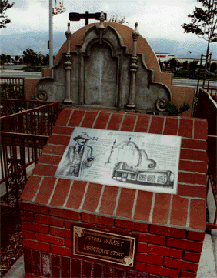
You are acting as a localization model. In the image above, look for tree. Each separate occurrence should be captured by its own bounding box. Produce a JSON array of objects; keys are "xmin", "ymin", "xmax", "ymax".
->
[
  {"xmin": 182, "ymin": 0, "xmax": 217, "ymax": 87},
  {"xmin": 0, "ymin": 53, "xmax": 8, "ymax": 65},
  {"xmin": 42, "ymin": 54, "xmax": 49, "ymax": 66},
  {"xmin": 23, "ymin": 48, "xmax": 39, "ymax": 66},
  {"xmin": 210, "ymin": 62, "xmax": 216, "ymax": 72},
  {"xmin": 108, "ymin": 15, "xmax": 126, "ymax": 24},
  {"xmin": 168, "ymin": 58, "xmax": 178, "ymax": 69},
  {"xmin": 183, "ymin": 61, "xmax": 188, "ymax": 69},
  {"xmin": 36, "ymin": 52, "xmax": 43, "ymax": 66},
  {"xmin": 189, "ymin": 61, "xmax": 198, "ymax": 78},
  {"xmin": 0, "ymin": 0, "xmax": 15, "ymax": 28}
]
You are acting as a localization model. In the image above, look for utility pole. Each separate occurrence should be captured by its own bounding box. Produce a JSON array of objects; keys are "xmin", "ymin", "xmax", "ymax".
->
[{"xmin": 49, "ymin": 0, "xmax": 53, "ymax": 68}]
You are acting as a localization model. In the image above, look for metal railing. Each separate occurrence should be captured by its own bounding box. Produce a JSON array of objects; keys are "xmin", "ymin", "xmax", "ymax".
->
[
  {"xmin": 1, "ymin": 99, "xmax": 58, "ymax": 116},
  {"xmin": 196, "ymin": 88, "xmax": 217, "ymax": 136},
  {"xmin": 204, "ymin": 87, "xmax": 217, "ymax": 102},
  {"xmin": 196, "ymin": 88, "xmax": 217, "ymax": 229},
  {"xmin": 1, "ymin": 132, "xmax": 48, "ymax": 208},
  {"xmin": 0, "ymin": 100, "xmax": 60, "ymax": 208},
  {"xmin": 206, "ymin": 135, "xmax": 217, "ymax": 229},
  {"xmin": 0, "ymin": 78, "xmax": 25, "ymax": 103},
  {"xmin": 1, "ymin": 100, "xmax": 59, "ymax": 134}
]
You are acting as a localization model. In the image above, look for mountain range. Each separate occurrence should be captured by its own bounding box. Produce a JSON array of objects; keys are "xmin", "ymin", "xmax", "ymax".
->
[{"xmin": 1, "ymin": 31, "xmax": 216, "ymax": 60}]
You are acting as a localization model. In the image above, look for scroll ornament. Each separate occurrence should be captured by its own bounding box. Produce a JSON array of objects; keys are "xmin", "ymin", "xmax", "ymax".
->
[
  {"xmin": 155, "ymin": 98, "xmax": 167, "ymax": 112},
  {"xmin": 37, "ymin": 91, "xmax": 48, "ymax": 101}
]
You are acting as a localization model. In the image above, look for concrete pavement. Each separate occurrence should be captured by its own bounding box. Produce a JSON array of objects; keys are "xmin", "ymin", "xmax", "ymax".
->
[
  {"xmin": 0, "ymin": 69, "xmax": 42, "ymax": 79},
  {"xmin": 3, "ymin": 256, "xmax": 25, "ymax": 278},
  {"xmin": 207, "ymin": 181, "xmax": 217, "ymax": 277},
  {"xmin": 172, "ymin": 78, "xmax": 216, "ymax": 89}
]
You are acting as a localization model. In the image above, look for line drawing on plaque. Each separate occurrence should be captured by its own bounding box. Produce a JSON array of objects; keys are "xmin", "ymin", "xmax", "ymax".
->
[
  {"xmin": 55, "ymin": 132, "xmax": 95, "ymax": 177},
  {"xmin": 55, "ymin": 127, "xmax": 181, "ymax": 194},
  {"xmin": 106, "ymin": 137, "xmax": 174, "ymax": 188}
]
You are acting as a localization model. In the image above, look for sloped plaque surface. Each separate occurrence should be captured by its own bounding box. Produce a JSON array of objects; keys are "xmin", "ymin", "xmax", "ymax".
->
[
  {"xmin": 55, "ymin": 127, "xmax": 182, "ymax": 194},
  {"xmin": 72, "ymin": 225, "xmax": 136, "ymax": 267}
]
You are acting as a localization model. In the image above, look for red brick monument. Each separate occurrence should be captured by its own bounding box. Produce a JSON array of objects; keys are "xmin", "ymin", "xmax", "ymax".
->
[{"xmin": 20, "ymin": 108, "xmax": 208, "ymax": 278}]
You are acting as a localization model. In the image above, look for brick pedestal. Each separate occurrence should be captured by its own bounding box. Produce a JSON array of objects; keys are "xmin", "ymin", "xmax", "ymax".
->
[{"xmin": 20, "ymin": 108, "xmax": 208, "ymax": 278}]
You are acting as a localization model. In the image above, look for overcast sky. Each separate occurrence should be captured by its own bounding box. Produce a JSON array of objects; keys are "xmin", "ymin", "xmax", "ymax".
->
[{"xmin": 1, "ymin": 0, "xmax": 203, "ymax": 41}]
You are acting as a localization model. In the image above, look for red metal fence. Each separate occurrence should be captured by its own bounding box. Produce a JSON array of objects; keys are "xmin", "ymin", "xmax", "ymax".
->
[
  {"xmin": 207, "ymin": 135, "xmax": 217, "ymax": 227},
  {"xmin": 196, "ymin": 88, "xmax": 217, "ymax": 136},
  {"xmin": 0, "ymin": 100, "xmax": 60, "ymax": 208},
  {"xmin": 0, "ymin": 78, "xmax": 25, "ymax": 103},
  {"xmin": 204, "ymin": 87, "xmax": 217, "ymax": 102},
  {"xmin": 196, "ymin": 88, "xmax": 217, "ymax": 228},
  {"xmin": 1, "ymin": 100, "xmax": 59, "ymax": 134},
  {"xmin": 1, "ymin": 99, "xmax": 57, "ymax": 116}
]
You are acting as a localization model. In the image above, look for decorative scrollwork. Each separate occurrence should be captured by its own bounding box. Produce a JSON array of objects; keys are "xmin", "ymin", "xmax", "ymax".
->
[
  {"xmin": 38, "ymin": 91, "xmax": 48, "ymax": 101},
  {"xmin": 155, "ymin": 98, "xmax": 167, "ymax": 112},
  {"xmin": 74, "ymin": 226, "xmax": 84, "ymax": 237}
]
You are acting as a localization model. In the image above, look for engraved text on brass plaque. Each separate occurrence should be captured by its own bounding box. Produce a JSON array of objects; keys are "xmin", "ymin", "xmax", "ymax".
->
[{"xmin": 72, "ymin": 225, "xmax": 136, "ymax": 267}]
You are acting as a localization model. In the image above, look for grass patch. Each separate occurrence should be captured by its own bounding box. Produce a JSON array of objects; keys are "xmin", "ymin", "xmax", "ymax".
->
[
  {"xmin": 162, "ymin": 68, "xmax": 216, "ymax": 81},
  {"xmin": 23, "ymin": 66, "xmax": 42, "ymax": 72}
]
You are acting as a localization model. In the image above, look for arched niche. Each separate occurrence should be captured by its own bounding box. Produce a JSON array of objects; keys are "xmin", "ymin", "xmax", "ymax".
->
[{"xmin": 83, "ymin": 42, "xmax": 118, "ymax": 107}]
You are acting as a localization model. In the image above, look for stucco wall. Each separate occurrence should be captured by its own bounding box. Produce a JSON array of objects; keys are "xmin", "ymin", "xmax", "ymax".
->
[
  {"xmin": 42, "ymin": 68, "xmax": 52, "ymax": 78},
  {"xmin": 154, "ymin": 71, "xmax": 173, "ymax": 90},
  {"xmin": 171, "ymin": 86, "xmax": 195, "ymax": 117}
]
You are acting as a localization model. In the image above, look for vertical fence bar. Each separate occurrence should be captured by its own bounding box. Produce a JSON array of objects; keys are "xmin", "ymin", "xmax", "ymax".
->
[
  {"xmin": 9, "ymin": 100, "xmax": 12, "ymax": 115},
  {"xmin": 12, "ymin": 137, "xmax": 19, "ymax": 209},
  {"xmin": 2, "ymin": 135, "xmax": 9, "ymax": 205},
  {"xmin": 20, "ymin": 136, "xmax": 27, "ymax": 187},
  {"xmin": 0, "ymin": 144, "xmax": 5, "ymax": 183},
  {"xmin": 48, "ymin": 105, "xmax": 51, "ymax": 134},
  {"xmin": 3, "ymin": 100, "xmax": 7, "ymax": 116},
  {"xmin": 15, "ymin": 79, "xmax": 18, "ymax": 100}
]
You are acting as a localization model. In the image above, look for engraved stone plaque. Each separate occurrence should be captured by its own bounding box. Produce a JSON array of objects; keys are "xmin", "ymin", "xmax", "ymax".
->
[{"xmin": 72, "ymin": 225, "xmax": 136, "ymax": 267}]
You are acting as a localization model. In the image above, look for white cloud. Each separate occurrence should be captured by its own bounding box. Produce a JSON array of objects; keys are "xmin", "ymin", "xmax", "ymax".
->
[
  {"xmin": 2, "ymin": 1, "xmax": 48, "ymax": 33},
  {"xmin": 0, "ymin": 0, "xmax": 205, "ymax": 43},
  {"xmin": 127, "ymin": 0, "xmax": 203, "ymax": 40}
]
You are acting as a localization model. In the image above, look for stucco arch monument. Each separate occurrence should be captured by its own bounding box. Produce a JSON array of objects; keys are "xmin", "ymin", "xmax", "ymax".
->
[{"xmin": 34, "ymin": 12, "xmax": 194, "ymax": 115}]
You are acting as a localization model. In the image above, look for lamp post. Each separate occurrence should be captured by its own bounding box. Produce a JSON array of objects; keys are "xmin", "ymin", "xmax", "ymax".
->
[
  {"xmin": 48, "ymin": 0, "xmax": 53, "ymax": 68},
  {"xmin": 69, "ymin": 11, "xmax": 107, "ymax": 25}
]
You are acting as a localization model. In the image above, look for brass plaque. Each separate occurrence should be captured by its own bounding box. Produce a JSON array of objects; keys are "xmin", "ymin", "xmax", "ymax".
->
[{"xmin": 72, "ymin": 225, "xmax": 136, "ymax": 267}]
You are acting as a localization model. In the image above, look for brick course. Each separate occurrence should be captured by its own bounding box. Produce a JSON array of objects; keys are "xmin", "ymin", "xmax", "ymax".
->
[{"xmin": 20, "ymin": 205, "xmax": 204, "ymax": 278}]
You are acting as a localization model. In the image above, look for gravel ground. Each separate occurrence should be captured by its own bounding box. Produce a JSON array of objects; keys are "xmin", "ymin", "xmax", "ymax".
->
[{"xmin": 1, "ymin": 196, "xmax": 23, "ymax": 277}]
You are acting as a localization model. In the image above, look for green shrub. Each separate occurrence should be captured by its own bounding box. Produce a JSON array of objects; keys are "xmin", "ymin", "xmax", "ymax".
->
[
  {"xmin": 165, "ymin": 102, "xmax": 179, "ymax": 116},
  {"xmin": 179, "ymin": 102, "xmax": 190, "ymax": 114},
  {"xmin": 166, "ymin": 101, "xmax": 190, "ymax": 116}
]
